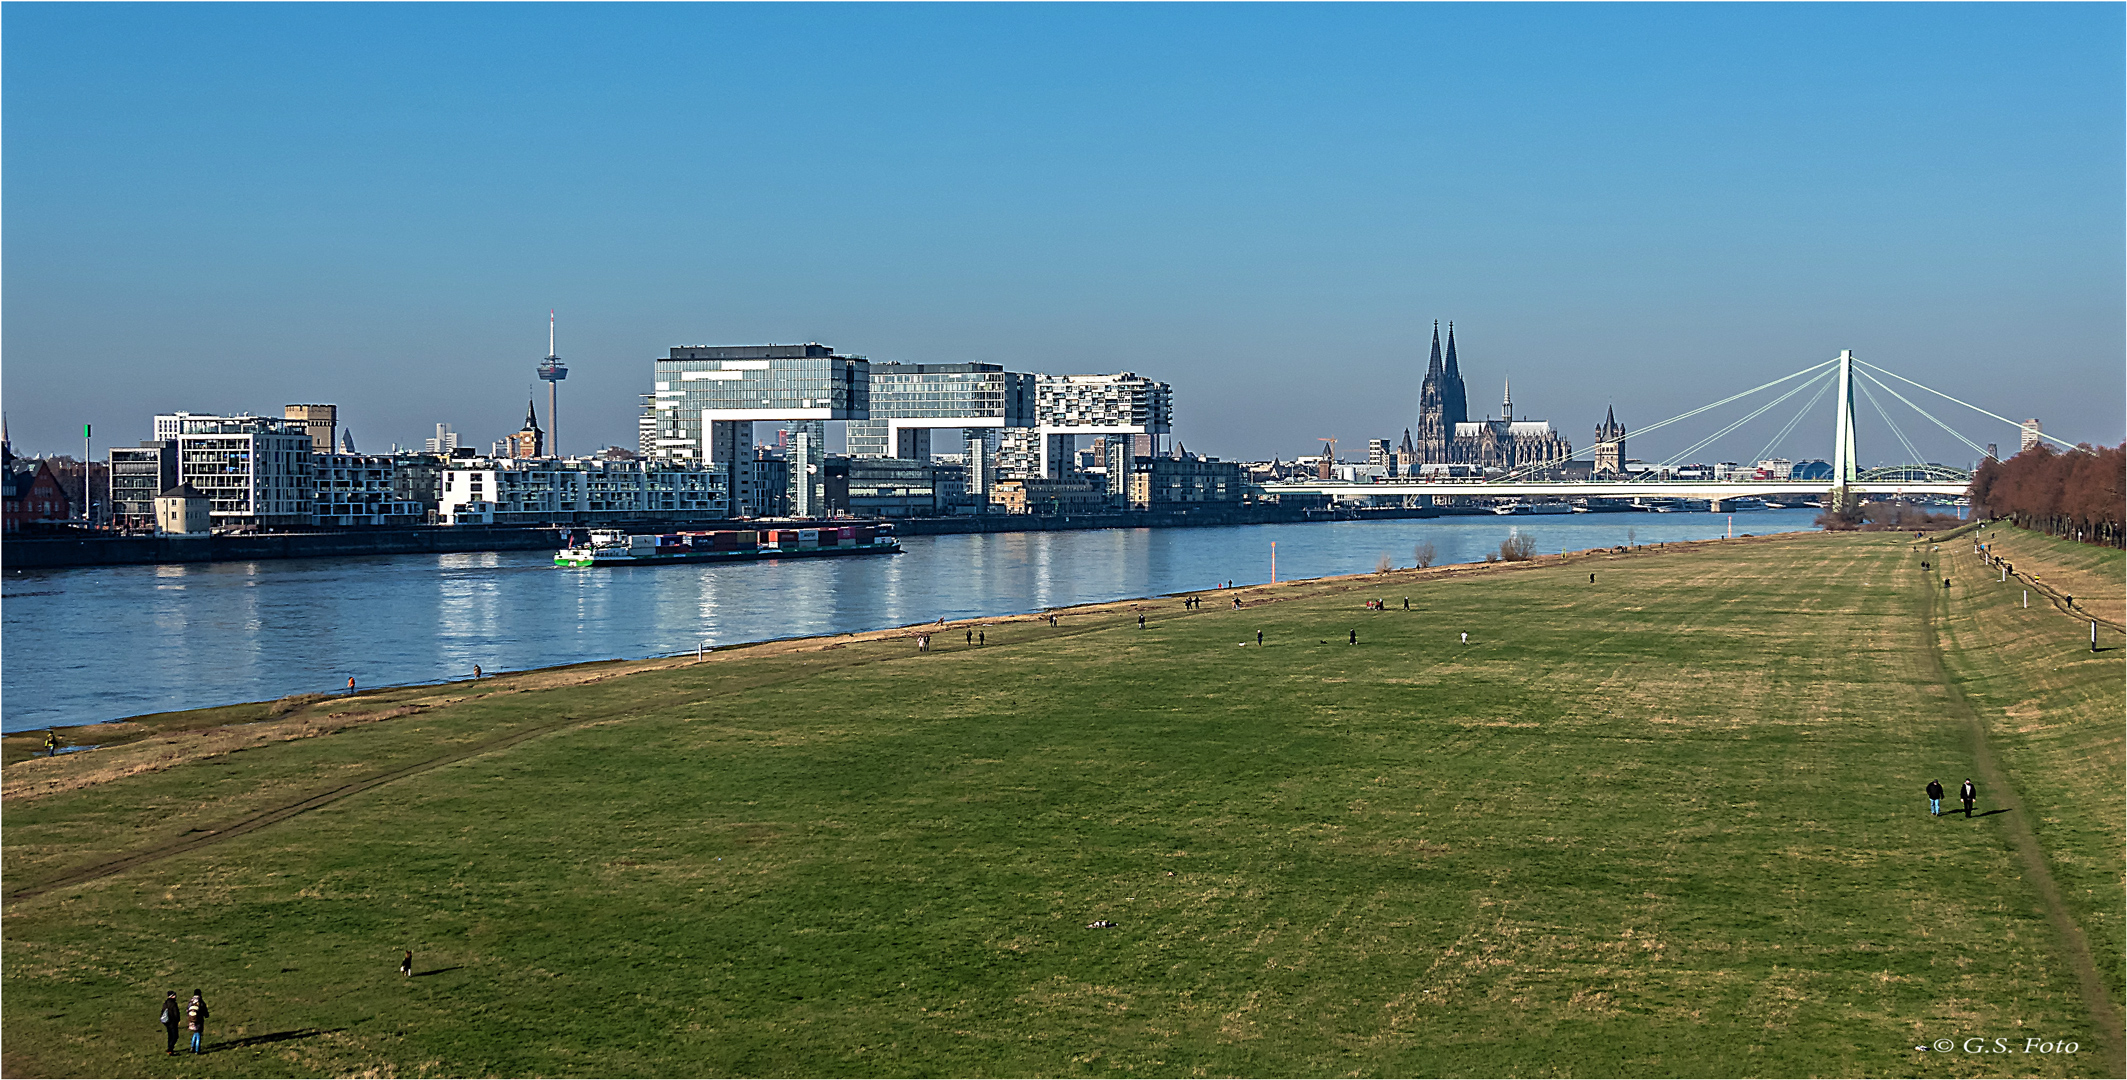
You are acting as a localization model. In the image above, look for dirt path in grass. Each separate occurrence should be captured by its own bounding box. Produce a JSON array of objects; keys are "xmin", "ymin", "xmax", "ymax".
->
[
  {"xmin": 1916, "ymin": 566, "xmax": 2127, "ymax": 1067},
  {"xmin": 4, "ymin": 715, "xmax": 582, "ymax": 904}
]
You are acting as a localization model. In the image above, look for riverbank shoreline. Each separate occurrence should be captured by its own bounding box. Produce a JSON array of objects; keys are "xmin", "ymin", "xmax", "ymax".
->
[{"xmin": 1, "ymin": 529, "xmax": 1805, "ymax": 776}]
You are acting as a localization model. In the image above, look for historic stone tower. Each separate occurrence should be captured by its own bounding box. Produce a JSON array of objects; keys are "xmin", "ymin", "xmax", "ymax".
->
[{"xmin": 1593, "ymin": 405, "xmax": 1626, "ymax": 475}]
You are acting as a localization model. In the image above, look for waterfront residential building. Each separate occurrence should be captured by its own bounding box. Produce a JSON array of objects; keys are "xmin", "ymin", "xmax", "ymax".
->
[
  {"xmin": 996, "ymin": 373, "xmax": 1174, "ymax": 480},
  {"xmin": 110, "ymin": 440, "xmax": 179, "ymax": 529},
  {"xmin": 990, "ymin": 477, "xmax": 1110, "ymax": 515},
  {"xmin": 648, "ymin": 343, "xmax": 870, "ymax": 517},
  {"xmin": 313, "ymin": 454, "xmax": 427, "ymax": 526},
  {"xmin": 155, "ymin": 413, "xmax": 315, "ymax": 528},
  {"xmin": 154, "ymin": 483, "xmax": 212, "ymax": 536},
  {"xmin": 438, "ymin": 457, "xmax": 729, "ymax": 526},
  {"xmin": 1123, "ymin": 455, "xmax": 1243, "ymax": 510},
  {"xmin": 283, "ymin": 404, "xmax": 339, "ymax": 454}
]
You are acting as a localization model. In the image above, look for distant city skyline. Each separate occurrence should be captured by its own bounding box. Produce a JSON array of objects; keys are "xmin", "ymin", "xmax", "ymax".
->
[{"xmin": 4, "ymin": 4, "xmax": 2120, "ymax": 464}]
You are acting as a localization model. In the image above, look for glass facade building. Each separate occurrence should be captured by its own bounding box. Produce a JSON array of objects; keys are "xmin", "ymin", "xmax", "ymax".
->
[
  {"xmin": 648, "ymin": 344, "xmax": 869, "ymax": 516},
  {"xmin": 154, "ymin": 413, "xmax": 316, "ymax": 527},
  {"xmin": 846, "ymin": 363, "xmax": 1035, "ymax": 460}
]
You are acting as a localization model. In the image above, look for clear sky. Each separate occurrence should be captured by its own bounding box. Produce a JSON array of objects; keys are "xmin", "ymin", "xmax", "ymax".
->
[{"xmin": 5, "ymin": 3, "xmax": 2120, "ymax": 466}]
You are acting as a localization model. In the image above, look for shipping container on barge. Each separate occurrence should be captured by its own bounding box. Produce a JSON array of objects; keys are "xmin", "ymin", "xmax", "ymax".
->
[{"xmin": 555, "ymin": 523, "xmax": 900, "ymax": 568}]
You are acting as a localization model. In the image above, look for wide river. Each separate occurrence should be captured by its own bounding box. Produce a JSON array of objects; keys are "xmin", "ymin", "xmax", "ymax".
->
[{"xmin": 3, "ymin": 509, "xmax": 1819, "ymax": 732}]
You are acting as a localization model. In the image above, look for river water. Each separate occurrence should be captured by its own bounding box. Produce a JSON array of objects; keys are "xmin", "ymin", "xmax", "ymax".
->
[{"xmin": 2, "ymin": 509, "xmax": 1819, "ymax": 732}]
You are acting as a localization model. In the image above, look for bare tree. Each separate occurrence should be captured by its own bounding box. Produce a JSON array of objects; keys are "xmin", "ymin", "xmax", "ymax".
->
[
  {"xmin": 1413, "ymin": 541, "xmax": 1437, "ymax": 568},
  {"xmin": 1498, "ymin": 533, "xmax": 1538, "ymax": 562}
]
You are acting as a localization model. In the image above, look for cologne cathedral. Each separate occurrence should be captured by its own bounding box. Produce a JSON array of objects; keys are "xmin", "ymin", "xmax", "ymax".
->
[{"xmin": 1399, "ymin": 323, "xmax": 1572, "ymax": 471}]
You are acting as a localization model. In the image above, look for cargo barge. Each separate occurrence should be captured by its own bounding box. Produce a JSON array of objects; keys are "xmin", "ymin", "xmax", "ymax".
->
[{"xmin": 555, "ymin": 524, "xmax": 900, "ymax": 568}]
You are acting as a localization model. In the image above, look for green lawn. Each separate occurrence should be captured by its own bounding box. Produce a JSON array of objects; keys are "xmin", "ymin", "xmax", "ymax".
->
[{"xmin": 4, "ymin": 532, "xmax": 2120, "ymax": 1078}]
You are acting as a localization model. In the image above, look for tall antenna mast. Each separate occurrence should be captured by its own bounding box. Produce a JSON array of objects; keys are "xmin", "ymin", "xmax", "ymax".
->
[{"xmin": 537, "ymin": 309, "xmax": 568, "ymax": 458}]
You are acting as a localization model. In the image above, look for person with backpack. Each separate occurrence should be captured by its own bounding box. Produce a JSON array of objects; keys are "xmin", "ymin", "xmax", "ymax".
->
[
  {"xmin": 159, "ymin": 991, "xmax": 181, "ymax": 1055},
  {"xmin": 1925, "ymin": 779, "xmax": 1944, "ymax": 817},
  {"xmin": 186, "ymin": 990, "xmax": 208, "ymax": 1053}
]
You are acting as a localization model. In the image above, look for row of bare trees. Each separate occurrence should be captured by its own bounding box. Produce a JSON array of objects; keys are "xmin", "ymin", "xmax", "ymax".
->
[{"xmin": 1968, "ymin": 443, "xmax": 2124, "ymax": 547}]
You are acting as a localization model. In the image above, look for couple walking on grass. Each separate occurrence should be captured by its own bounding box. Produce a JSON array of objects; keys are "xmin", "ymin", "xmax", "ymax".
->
[
  {"xmin": 158, "ymin": 990, "xmax": 207, "ymax": 1055},
  {"xmin": 1926, "ymin": 778, "xmax": 1977, "ymax": 817}
]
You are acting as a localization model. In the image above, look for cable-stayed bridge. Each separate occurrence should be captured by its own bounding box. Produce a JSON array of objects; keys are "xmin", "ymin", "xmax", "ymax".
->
[{"xmin": 1263, "ymin": 350, "xmax": 2070, "ymax": 503}]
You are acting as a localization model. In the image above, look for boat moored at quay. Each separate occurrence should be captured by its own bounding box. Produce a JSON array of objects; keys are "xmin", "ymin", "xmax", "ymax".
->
[{"xmin": 555, "ymin": 523, "xmax": 900, "ymax": 568}]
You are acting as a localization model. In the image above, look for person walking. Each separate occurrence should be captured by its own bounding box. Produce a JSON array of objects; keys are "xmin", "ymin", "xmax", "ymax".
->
[
  {"xmin": 402, "ymin": 950, "xmax": 414, "ymax": 977},
  {"xmin": 1232, "ymin": 596, "xmax": 1241, "ymax": 610},
  {"xmin": 185, "ymin": 990, "xmax": 208, "ymax": 1054},
  {"xmin": 1925, "ymin": 779, "xmax": 1944, "ymax": 816},
  {"xmin": 43, "ymin": 730, "xmax": 58, "ymax": 757},
  {"xmin": 1459, "ymin": 631, "xmax": 1468, "ymax": 644},
  {"xmin": 159, "ymin": 991, "xmax": 181, "ymax": 1055},
  {"xmin": 1960, "ymin": 778, "xmax": 1976, "ymax": 817},
  {"xmin": 1138, "ymin": 614, "xmax": 1146, "ymax": 630},
  {"xmin": 965, "ymin": 628, "xmax": 974, "ymax": 646},
  {"xmin": 1256, "ymin": 629, "xmax": 1263, "ymax": 646},
  {"xmin": 1402, "ymin": 597, "xmax": 1409, "ymax": 610},
  {"xmin": 1348, "ymin": 629, "xmax": 1357, "ymax": 645},
  {"xmin": 346, "ymin": 676, "xmax": 356, "ymax": 694},
  {"xmin": 978, "ymin": 630, "xmax": 985, "ymax": 646}
]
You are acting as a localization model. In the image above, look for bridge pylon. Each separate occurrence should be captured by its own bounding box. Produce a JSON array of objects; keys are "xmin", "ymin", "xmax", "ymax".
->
[{"xmin": 1831, "ymin": 349, "xmax": 1860, "ymax": 491}]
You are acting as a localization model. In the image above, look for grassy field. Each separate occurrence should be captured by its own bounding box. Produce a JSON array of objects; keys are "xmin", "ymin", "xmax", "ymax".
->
[{"xmin": 3, "ymin": 530, "xmax": 2120, "ymax": 1078}]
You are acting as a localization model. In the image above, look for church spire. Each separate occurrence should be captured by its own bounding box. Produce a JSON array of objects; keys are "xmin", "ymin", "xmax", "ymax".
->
[
  {"xmin": 1444, "ymin": 322, "xmax": 1461, "ymax": 379},
  {"xmin": 524, "ymin": 398, "xmax": 542, "ymax": 433},
  {"xmin": 1426, "ymin": 321, "xmax": 1443, "ymax": 376},
  {"xmin": 1502, "ymin": 377, "xmax": 1512, "ymax": 421}
]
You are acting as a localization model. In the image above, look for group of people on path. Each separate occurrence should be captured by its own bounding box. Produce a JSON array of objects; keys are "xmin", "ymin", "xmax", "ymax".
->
[
  {"xmin": 1925, "ymin": 777, "xmax": 1978, "ymax": 817},
  {"xmin": 157, "ymin": 991, "xmax": 208, "ymax": 1055}
]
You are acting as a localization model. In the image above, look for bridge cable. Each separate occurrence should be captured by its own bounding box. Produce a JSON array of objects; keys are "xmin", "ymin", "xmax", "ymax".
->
[
  {"xmin": 1853, "ymin": 376, "xmax": 1928, "ymax": 467},
  {"xmin": 1487, "ymin": 357, "xmax": 1840, "ymax": 483},
  {"xmin": 1657, "ymin": 368, "xmax": 1838, "ymax": 469},
  {"xmin": 1853, "ymin": 369, "xmax": 1992, "ymax": 461},
  {"xmin": 1855, "ymin": 360, "xmax": 2087, "ymax": 453},
  {"xmin": 1751, "ymin": 371, "xmax": 1837, "ymax": 465}
]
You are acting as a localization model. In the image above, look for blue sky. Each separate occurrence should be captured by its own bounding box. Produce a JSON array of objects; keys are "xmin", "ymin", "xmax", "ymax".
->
[{"xmin": 5, "ymin": 3, "xmax": 2120, "ymax": 464}]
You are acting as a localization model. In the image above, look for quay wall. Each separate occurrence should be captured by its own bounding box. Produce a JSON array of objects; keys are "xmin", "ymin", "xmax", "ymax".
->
[
  {"xmin": 4, "ymin": 506, "xmax": 1323, "ymax": 570},
  {"xmin": 3, "ymin": 527, "xmax": 565, "ymax": 570}
]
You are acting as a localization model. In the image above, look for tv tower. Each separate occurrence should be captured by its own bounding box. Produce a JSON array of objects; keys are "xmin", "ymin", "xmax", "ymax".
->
[{"xmin": 537, "ymin": 310, "xmax": 568, "ymax": 457}]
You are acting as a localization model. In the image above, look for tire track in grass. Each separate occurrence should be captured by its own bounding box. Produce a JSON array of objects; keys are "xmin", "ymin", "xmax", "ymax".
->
[
  {"xmin": 5, "ymin": 716, "xmax": 581, "ymax": 903},
  {"xmin": 1916, "ymin": 555, "xmax": 2126, "ymax": 1069}
]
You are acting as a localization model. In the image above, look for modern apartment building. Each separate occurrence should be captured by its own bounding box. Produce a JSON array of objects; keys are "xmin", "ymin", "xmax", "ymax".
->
[
  {"xmin": 438, "ymin": 458, "xmax": 729, "ymax": 526},
  {"xmin": 109, "ymin": 440, "xmax": 179, "ymax": 528},
  {"xmin": 998, "ymin": 373, "xmax": 1174, "ymax": 479},
  {"xmin": 314, "ymin": 453, "xmax": 427, "ymax": 526},
  {"xmin": 154, "ymin": 413, "xmax": 315, "ymax": 528},
  {"xmin": 648, "ymin": 343, "xmax": 869, "ymax": 517}
]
